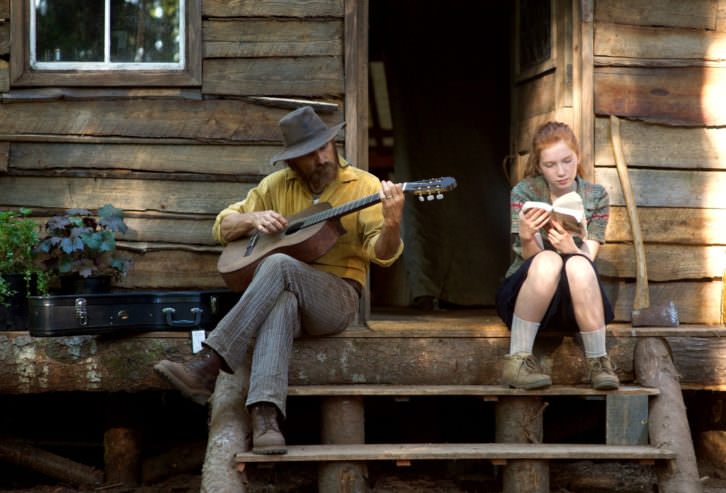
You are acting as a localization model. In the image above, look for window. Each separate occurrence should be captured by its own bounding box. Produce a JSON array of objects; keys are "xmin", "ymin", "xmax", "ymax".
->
[{"xmin": 11, "ymin": 0, "xmax": 201, "ymax": 86}]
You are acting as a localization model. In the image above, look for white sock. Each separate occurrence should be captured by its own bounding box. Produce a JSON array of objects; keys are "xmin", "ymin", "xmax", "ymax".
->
[
  {"xmin": 509, "ymin": 315, "xmax": 540, "ymax": 355},
  {"xmin": 581, "ymin": 327, "xmax": 607, "ymax": 358}
]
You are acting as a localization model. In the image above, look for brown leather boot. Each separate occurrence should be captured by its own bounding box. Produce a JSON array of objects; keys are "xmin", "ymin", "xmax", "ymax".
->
[
  {"xmin": 250, "ymin": 402, "xmax": 287, "ymax": 455},
  {"xmin": 153, "ymin": 347, "xmax": 222, "ymax": 405}
]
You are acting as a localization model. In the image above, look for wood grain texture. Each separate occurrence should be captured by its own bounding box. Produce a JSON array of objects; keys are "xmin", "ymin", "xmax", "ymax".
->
[
  {"xmin": 0, "ymin": 327, "xmax": 725, "ymax": 393},
  {"xmin": 0, "ymin": 99, "xmax": 326, "ymax": 142},
  {"xmin": 117, "ymin": 250, "xmax": 223, "ymax": 289},
  {"xmin": 606, "ymin": 206, "xmax": 726, "ymax": 244},
  {"xmin": 0, "ymin": 22, "xmax": 8, "ymax": 55},
  {"xmin": 596, "ymin": 243, "xmax": 725, "ymax": 281},
  {"xmin": 203, "ymin": 57, "xmax": 344, "ymax": 97},
  {"xmin": 594, "ymin": 66, "xmax": 726, "ymax": 126},
  {"xmin": 515, "ymin": 72, "xmax": 556, "ymax": 121},
  {"xmin": 595, "ymin": 22, "xmax": 726, "ymax": 61},
  {"xmin": 0, "ymin": 176, "xmax": 252, "ymax": 214},
  {"xmin": 594, "ymin": 117, "xmax": 726, "ymax": 169},
  {"xmin": 203, "ymin": 19, "xmax": 342, "ymax": 58},
  {"xmin": 596, "ymin": 167, "xmax": 726, "ymax": 208},
  {"xmin": 603, "ymin": 280, "xmax": 723, "ymax": 324},
  {"xmin": 594, "ymin": 0, "xmax": 717, "ymax": 30},
  {"xmin": 203, "ymin": 0, "xmax": 343, "ymax": 18},
  {"xmin": 10, "ymin": 143, "xmax": 275, "ymax": 176}
]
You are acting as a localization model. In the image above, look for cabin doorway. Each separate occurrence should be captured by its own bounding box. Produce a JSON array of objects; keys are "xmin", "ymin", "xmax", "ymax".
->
[{"xmin": 368, "ymin": 1, "xmax": 514, "ymax": 309}]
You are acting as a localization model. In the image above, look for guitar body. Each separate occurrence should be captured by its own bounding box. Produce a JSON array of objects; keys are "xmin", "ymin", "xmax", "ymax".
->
[
  {"xmin": 217, "ymin": 202, "xmax": 346, "ymax": 292},
  {"xmin": 216, "ymin": 176, "xmax": 457, "ymax": 292}
]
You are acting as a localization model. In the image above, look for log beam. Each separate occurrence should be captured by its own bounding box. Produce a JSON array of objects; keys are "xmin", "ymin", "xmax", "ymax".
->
[
  {"xmin": 634, "ymin": 337, "xmax": 703, "ymax": 493},
  {"xmin": 318, "ymin": 396, "xmax": 367, "ymax": 493}
]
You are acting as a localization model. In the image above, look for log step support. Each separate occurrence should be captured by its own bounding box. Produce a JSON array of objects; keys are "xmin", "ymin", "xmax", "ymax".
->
[
  {"xmin": 496, "ymin": 396, "xmax": 548, "ymax": 493},
  {"xmin": 318, "ymin": 396, "xmax": 367, "ymax": 493}
]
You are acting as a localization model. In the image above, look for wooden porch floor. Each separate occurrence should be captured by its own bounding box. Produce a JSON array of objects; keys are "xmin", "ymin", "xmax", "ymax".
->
[{"xmin": 0, "ymin": 308, "xmax": 722, "ymax": 394}]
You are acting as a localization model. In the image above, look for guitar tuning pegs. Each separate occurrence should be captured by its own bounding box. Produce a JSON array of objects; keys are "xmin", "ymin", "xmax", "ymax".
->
[
  {"xmin": 436, "ymin": 193, "xmax": 444, "ymax": 200},
  {"xmin": 426, "ymin": 194, "xmax": 434, "ymax": 201},
  {"xmin": 418, "ymin": 195, "xmax": 425, "ymax": 202}
]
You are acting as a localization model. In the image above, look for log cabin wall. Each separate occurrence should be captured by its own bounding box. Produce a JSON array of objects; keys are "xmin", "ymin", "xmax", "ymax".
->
[
  {"xmin": 0, "ymin": 0, "xmax": 347, "ymax": 291},
  {"xmin": 592, "ymin": 0, "xmax": 726, "ymax": 325}
]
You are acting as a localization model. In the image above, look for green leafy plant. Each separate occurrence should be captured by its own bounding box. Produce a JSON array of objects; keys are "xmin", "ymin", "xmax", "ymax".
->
[
  {"xmin": 37, "ymin": 204, "xmax": 132, "ymax": 281},
  {"xmin": 0, "ymin": 208, "xmax": 48, "ymax": 305}
]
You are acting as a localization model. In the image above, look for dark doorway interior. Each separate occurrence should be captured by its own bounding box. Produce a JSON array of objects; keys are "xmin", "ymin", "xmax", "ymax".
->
[{"xmin": 369, "ymin": 1, "xmax": 513, "ymax": 309}]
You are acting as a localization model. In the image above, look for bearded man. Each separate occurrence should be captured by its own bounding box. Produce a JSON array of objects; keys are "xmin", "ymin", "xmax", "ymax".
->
[{"xmin": 153, "ymin": 106, "xmax": 404, "ymax": 454}]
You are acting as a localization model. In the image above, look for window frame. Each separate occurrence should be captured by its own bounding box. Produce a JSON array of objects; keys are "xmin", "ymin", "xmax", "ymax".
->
[{"xmin": 10, "ymin": 0, "xmax": 201, "ymax": 87}]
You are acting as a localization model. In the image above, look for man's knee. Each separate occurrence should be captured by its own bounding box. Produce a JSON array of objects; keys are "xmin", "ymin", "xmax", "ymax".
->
[{"xmin": 255, "ymin": 253, "xmax": 298, "ymax": 277}]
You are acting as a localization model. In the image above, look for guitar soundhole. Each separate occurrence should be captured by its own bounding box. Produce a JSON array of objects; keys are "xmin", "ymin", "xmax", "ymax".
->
[{"xmin": 286, "ymin": 222, "xmax": 303, "ymax": 235}]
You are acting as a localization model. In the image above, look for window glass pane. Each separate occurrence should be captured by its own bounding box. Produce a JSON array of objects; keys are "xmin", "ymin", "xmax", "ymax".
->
[
  {"xmin": 111, "ymin": 0, "xmax": 180, "ymax": 62},
  {"xmin": 36, "ymin": 0, "xmax": 104, "ymax": 61}
]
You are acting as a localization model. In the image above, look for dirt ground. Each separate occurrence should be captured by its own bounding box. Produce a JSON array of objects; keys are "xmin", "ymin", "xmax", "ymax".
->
[{"xmin": 2, "ymin": 464, "xmax": 726, "ymax": 493}]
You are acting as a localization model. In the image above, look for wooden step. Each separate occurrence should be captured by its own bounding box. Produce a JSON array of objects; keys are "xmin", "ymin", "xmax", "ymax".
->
[
  {"xmin": 287, "ymin": 384, "xmax": 659, "ymax": 397},
  {"xmin": 234, "ymin": 443, "xmax": 675, "ymax": 464}
]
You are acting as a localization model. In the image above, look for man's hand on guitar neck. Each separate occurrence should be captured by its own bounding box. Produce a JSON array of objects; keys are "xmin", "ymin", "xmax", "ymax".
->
[
  {"xmin": 220, "ymin": 210, "xmax": 288, "ymax": 243},
  {"xmin": 376, "ymin": 180, "xmax": 404, "ymax": 260}
]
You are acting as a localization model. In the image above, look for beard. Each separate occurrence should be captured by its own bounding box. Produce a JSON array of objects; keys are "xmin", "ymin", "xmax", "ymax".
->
[{"xmin": 306, "ymin": 160, "xmax": 338, "ymax": 193}]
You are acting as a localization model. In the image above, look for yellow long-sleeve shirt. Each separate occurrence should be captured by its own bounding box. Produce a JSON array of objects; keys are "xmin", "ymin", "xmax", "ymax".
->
[{"xmin": 212, "ymin": 161, "xmax": 403, "ymax": 287}]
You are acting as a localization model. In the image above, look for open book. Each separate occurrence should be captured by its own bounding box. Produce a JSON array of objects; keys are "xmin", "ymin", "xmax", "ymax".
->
[{"xmin": 522, "ymin": 191, "xmax": 586, "ymax": 237}]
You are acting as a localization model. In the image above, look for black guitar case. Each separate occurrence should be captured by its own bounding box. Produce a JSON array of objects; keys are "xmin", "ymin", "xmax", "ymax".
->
[{"xmin": 27, "ymin": 290, "xmax": 241, "ymax": 337}]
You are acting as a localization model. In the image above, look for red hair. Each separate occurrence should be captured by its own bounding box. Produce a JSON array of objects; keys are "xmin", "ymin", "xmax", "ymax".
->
[{"xmin": 524, "ymin": 121, "xmax": 584, "ymax": 178}]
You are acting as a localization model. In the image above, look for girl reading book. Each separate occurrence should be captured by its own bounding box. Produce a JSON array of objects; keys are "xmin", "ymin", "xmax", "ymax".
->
[{"xmin": 496, "ymin": 121, "xmax": 619, "ymax": 390}]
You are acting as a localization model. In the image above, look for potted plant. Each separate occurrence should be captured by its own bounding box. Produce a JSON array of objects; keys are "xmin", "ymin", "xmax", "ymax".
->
[
  {"xmin": 36, "ymin": 204, "xmax": 132, "ymax": 294},
  {"xmin": 0, "ymin": 208, "xmax": 48, "ymax": 329}
]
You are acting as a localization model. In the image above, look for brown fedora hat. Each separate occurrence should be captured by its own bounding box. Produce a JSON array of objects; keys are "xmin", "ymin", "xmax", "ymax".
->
[{"xmin": 269, "ymin": 106, "xmax": 345, "ymax": 165}]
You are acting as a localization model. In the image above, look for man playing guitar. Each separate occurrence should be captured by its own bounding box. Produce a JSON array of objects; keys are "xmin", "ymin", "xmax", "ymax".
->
[{"xmin": 154, "ymin": 106, "xmax": 404, "ymax": 455}]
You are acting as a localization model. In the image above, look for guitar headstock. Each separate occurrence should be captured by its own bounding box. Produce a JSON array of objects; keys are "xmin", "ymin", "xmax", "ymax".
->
[{"xmin": 402, "ymin": 177, "xmax": 457, "ymax": 202}]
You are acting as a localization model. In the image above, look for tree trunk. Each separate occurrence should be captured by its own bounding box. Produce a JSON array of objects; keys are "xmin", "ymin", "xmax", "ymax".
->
[
  {"xmin": 495, "ymin": 396, "xmax": 549, "ymax": 493},
  {"xmin": 201, "ymin": 368, "xmax": 250, "ymax": 493},
  {"xmin": 0, "ymin": 440, "xmax": 103, "ymax": 486},
  {"xmin": 634, "ymin": 337, "xmax": 703, "ymax": 493}
]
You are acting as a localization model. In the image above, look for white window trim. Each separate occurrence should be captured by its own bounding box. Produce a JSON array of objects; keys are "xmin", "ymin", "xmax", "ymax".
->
[{"xmin": 29, "ymin": 0, "xmax": 186, "ymax": 71}]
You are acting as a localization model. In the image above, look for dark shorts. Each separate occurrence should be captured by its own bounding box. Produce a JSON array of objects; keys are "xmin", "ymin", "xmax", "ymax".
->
[{"xmin": 495, "ymin": 252, "xmax": 614, "ymax": 332}]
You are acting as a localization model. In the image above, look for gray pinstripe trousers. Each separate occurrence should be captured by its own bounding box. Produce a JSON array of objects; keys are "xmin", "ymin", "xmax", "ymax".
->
[{"xmin": 205, "ymin": 253, "xmax": 360, "ymax": 416}]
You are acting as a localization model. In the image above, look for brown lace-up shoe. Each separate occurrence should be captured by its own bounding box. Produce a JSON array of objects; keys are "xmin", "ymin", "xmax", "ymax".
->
[
  {"xmin": 250, "ymin": 402, "xmax": 287, "ymax": 455},
  {"xmin": 502, "ymin": 352, "xmax": 552, "ymax": 389},
  {"xmin": 153, "ymin": 347, "xmax": 222, "ymax": 405},
  {"xmin": 587, "ymin": 355, "xmax": 620, "ymax": 390}
]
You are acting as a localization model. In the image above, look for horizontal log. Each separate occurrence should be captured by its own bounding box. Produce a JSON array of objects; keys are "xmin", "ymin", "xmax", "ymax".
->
[
  {"xmin": 0, "ymin": 176, "xmax": 252, "ymax": 214},
  {"xmin": 1, "ymin": 88, "xmax": 202, "ymax": 101},
  {"xmin": 203, "ymin": 19, "xmax": 342, "ymax": 57},
  {"xmin": 117, "ymin": 250, "xmax": 224, "ymax": 289},
  {"xmin": 0, "ymin": 1, "xmax": 7, "ymax": 19},
  {"xmin": 10, "ymin": 143, "xmax": 276, "ymax": 176},
  {"xmin": 596, "ymin": 167, "xmax": 726, "ymax": 209},
  {"xmin": 594, "ymin": 117, "xmax": 726, "ymax": 169},
  {"xmin": 594, "ymin": 0, "xmax": 717, "ymax": 30},
  {"xmin": 593, "ymin": 56, "xmax": 726, "ymax": 68},
  {"xmin": 596, "ymin": 243, "xmax": 725, "ymax": 281},
  {"xmin": 0, "ymin": 99, "xmax": 343, "ymax": 142},
  {"xmin": 2, "ymin": 327, "xmax": 726, "ymax": 393},
  {"xmin": 203, "ymin": 57, "xmax": 344, "ymax": 97},
  {"xmin": 606, "ymin": 206, "xmax": 726, "ymax": 244},
  {"xmin": 594, "ymin": 66, "xmax": 726, "ymax": 126},
  {"xmin": 120, "ymin": 218, "xmax": 216, "ymax": 246},
  {"xmin": 203, "ymin": 0, "xmax": 343, "ymax": 18},
  {"xmin": 602, "ymin": 279, "xmax": 722, "ymax": 324},
  {"xmin": 594, "ymin": 22, "xmax": 726, "ymax": 61}
]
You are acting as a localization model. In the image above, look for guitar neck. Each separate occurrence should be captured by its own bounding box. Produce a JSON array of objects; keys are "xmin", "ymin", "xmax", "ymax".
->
[{"xmin": 292, "ymin": 193, "xmax": 382, "ymax": 231}]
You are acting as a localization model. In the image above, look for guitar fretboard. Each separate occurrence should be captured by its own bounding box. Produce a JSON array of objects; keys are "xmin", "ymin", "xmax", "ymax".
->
[{"xmin": 289, "ymin": 192, "xmax": 382, "ymax": 233}]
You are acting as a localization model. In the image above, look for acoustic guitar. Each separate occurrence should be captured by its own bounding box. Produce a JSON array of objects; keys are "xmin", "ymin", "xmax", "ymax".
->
[{"xmin": 217, "ymin": 176, "xmax": 457, "ymax": 292}]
